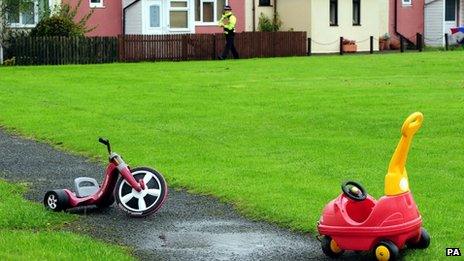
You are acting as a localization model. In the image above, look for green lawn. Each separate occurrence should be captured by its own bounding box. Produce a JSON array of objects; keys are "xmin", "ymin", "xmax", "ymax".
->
[
  {"xmin": 0, "ymin": 180, "xmax": 133, "ymax": 260},
  {"xmin": 0, "ymin": 51, "xmax": 463, "ymax": 259}
]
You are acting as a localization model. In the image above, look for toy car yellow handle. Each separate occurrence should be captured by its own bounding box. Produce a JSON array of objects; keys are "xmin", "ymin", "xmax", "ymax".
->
[
  {"xmin": 401, "ymin": 112, "xmax": 423, "ymax": 138},
  {"xmin": 385, "ymin": 112, "xmax": 423, "ymax": 196}
]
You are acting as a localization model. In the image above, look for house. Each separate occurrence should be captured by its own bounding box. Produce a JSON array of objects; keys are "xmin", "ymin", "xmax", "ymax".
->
[
  {"xmin": 4, "ymin": 0, "xmax": 61, "ymax": 29},
  {"xmin": 389, "ymin": 0, "xmax": 424, "ymax": 46},
  {"xmin": 425, "ymin": 0, "xmax": 463, "ymax": 46},
  {"xmin": 123, "ymin": 0, "xmax": 245, "ymax": 35},
  {"xmin": 244, "ymin": 0, "xmax": 389, "ymax": 53},
  {"xmin": 63, "ymin": 0, "xmax": 123, "ymax": 36},
  {"xmin": 1, "ymin": 0, "xmax": 61, "ymax": 63}
]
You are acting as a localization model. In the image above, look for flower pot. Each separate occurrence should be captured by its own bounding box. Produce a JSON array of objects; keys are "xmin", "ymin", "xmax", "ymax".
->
[{"xmin": 343, "ymin": 43, "xmax": 357, "ymax": 53}]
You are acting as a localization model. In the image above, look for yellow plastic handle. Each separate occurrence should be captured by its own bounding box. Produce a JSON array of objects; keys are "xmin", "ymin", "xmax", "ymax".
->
[
  {"xmin": 401, "ymin": 112, "xmax": 423, "ymax": 138},
  {"xmin": 385, "ymin": 112, "xmax": 424, "ymax": 196}
]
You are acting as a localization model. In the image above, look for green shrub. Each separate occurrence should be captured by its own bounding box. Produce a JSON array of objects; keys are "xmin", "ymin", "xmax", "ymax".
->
[
  {"xmin": 30, "ymin": 15, "xmax": 80, "ymax": 37},
  {"xmin": 258, "ymin": 13, "xmax": 282, "ymax": 32},
  {"xmin": 30, "ymin": 0, "xmax": 94, "ymax": 37}
]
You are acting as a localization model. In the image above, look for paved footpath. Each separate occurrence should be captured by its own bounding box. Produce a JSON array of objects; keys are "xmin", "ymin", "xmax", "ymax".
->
[{"xmin": 0, "ymin": 129, "xmax": 350, "ymax": 261}]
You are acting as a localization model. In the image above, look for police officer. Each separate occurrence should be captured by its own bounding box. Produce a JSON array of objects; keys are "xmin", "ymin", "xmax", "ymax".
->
[{"xmin": 218, "ymin": 5, "xmax": 239, "ymax": 60}]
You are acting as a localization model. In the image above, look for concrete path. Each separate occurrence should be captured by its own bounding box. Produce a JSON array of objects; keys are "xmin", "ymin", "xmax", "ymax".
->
[{"xmin": 0, "ymin": 129, "xmax": 338, "ymax": 260}]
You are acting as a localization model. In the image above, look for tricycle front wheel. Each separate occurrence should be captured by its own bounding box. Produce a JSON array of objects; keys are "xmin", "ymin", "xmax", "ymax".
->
[{"xmin": 115, "ymin": 167, "xmax": 168, "ymax": 217}]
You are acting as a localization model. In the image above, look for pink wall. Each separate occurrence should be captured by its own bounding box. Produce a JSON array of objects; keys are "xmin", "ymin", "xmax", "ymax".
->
[
  {"xmin": 64, "ymin": 0, "xmax": 122, "ymax": 36},
  {"xmin": 389, "ymin": 0, "xmax": 424, "ymax": 43},
  {"xmin": 195, "ymin": 0, "xmax": 245, "ymax": 34}
]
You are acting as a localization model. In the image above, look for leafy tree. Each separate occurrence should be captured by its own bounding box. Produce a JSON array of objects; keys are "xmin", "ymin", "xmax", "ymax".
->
[{"xmin": 31, "ymin": 0, "xmax": 95, "ymax": 37}]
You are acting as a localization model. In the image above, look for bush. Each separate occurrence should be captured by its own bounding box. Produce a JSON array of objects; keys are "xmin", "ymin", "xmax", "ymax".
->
[
  {"xmin": 30, "ymin": 16, "xmax": 80, "ymax": 37},
  {"xmin": 30, "ymin": 0, "xmax": 94, "ymax": 37},
  {"xmin": 258, "ymin": 13, "xmax": 282, "ymax": 32}
]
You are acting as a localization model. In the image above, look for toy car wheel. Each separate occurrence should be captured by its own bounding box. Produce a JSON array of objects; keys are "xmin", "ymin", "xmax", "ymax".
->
[
  {"xmin": 43, "ymin": 190, "xmax": 69, "ymax": 212},
  {"xmin": 115, "ymin": 167, "xmax": 168, "ymax": 217},
  {"xmin": 321, "ymin": 236, "xmax": 344, "ymax": 258},
  {"xmin": 409, "ymin": 227, "xmax": 431, "ymax": 249},
  {"xmin": 373, "ymin": 240, "xmax": 399, "ymax": 261}
]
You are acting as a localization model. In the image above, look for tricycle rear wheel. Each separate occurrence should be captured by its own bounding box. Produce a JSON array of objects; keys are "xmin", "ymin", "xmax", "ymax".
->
[{"xmin": 321, "ymin": 236, "xmax": 344, "ymax": 258}]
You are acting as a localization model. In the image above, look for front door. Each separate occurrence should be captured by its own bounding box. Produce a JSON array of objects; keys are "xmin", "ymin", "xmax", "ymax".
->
[
  {"xmin": 444, "ymin": 0, "xmax": 458, "ymax": 34},
  {"xmin": 145, "ymin": 0, "xmax": 165, "ymax": 34}
]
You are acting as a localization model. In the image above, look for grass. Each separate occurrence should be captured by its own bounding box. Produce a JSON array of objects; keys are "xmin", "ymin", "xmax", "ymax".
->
[
  {"xmin": 0, "ymin": 51, "xmax": 463, "ymax": 259},
  {"xmin": 0, "ymin": 180, "xmax": 133, "ymax": 260}
]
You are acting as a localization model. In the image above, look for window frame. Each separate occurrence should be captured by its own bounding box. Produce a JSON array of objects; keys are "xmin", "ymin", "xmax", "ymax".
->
[
  {"xmin": 7, "ymin": 0, "xmax": 39, "ymax": 28},
  {"xmin": 401, "ymin": 0, "xmax": 412, "ymax": 6},
  {"xmin": 169, "ymin": 0, "xmax": 190, "ymax": 31},
  {"xmin": 329, "ymin": 0, "xmax": 338, "ymax": 26},
  {"xmin": 90, "ymin": 0, "xmax": 104, "ymax": 8},
  {"xmin": 195, "ymin": 0, "xmax": 228, "ymax": 26},
  {"xmin": 352, "ymin": 0, "xmax": 361, "ymax": 26},
  {"xmin": 258, "ymin": 0, "xmax": 272, "ymax": 6},
  {"xmin": 444, "ymin": 0, "xmax": 457, "ymax": 21}
]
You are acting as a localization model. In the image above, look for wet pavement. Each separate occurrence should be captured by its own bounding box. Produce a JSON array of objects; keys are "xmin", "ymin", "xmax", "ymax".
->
[{"xmin": 0, "ymin": 129, "xmax": 338, "ymax": 260}]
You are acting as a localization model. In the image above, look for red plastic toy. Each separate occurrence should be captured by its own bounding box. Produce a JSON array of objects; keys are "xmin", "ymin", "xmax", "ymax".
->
[{"xmin": 317, "ymin": 112, "xmax": 430, "ymax": 260}]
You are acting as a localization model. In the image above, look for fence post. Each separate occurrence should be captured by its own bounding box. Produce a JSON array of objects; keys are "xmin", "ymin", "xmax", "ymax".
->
[
  {"xmin": 212, "ymin": 34, "xmax": 217, "ymax": 59},
  {"xmin": 0, "ymin": 44, "xmax": 3, "ymax": 64},
  {"xmin": 399, "ymin": 36, "xmax": 403, "ymax": 53},
  {"xmin": 416, "ymin": 33, "xmax": 423, "ymax": 52},
  {"xmin": 181, "ymin": 35, "xmax": 188, "ymax": 60},
  {"xmin": 444, "ymin": 33, "xmax": 449, "ymax": 51},
  {"xmin": 340, "ymin": 37, "xmax": 344, "ymax": 55},
  {"xmin": 118, "ymin": 35, "xmax": 125, "ymax": 62},
  {"xmin": 370, "ymin": 36, "xmax": 374, "ymax": 54},
  {"xmin": 307, "ymin": 38, "xmax": 311, "ymax": 56}
]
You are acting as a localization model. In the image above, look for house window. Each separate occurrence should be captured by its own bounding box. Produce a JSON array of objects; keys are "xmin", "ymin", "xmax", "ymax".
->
[
  {"xmin": 149, "ymin": 5, "xmax": 161, "ymax": 28},
  {"xmin": 353, "ymin": 0, "xmax": 361, "ymax": 25},
  {"xmin": 195, "ymin": 0, "xmax": 227, "ymax": 24},
  {"xmin": 330, "ymin": 0, "xmax": 338, "ymax": 26},
  {"xmin": 90, "ymin": 0, "xmax": 104, "ymax": 8},
  {"xmin": 170, "ymin": 0, "xmax": 189, "ymax": 29},
  {"xmin": 401, "ymin": 0, "xmax": 411, "ymax": 5},
  {"xmin": 259, "ymin": 0, "xmax": 272, "ymax": 6},
  {"xmin": 445, "ymin": 0, "xmax": 456, "ymax": 21},
  {"xmin": 7, "ymin": 0, "xmax": 38, "ymax": 28}
]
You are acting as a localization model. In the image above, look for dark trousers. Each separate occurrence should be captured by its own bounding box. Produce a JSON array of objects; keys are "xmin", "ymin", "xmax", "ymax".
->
[{"xmin": 221, "ymin": 35, "xmax": 239, "ymax": 59}]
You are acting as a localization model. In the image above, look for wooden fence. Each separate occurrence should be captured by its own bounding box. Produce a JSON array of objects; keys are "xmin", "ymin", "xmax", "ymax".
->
[
  {"xmin": 7, "ymin": 32, "xmax": 306, "ymax": 65},
  {"xmin": 119, "ymin": 32, "xmax": 307, "ymax": 62},
  {"xmin": 9, "ymin": 36, "xmax": 118, "ymax": 65}
]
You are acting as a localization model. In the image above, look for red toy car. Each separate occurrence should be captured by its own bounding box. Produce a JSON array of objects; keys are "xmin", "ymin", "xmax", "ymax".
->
[{"xmin": 317, "ymin": 112, "xmax": 430, "ymax": 260}]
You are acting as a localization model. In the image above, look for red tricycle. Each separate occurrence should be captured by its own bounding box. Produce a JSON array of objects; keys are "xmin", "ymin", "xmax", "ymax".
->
[
  {"xmin": 44, "ymin": 138, "xmax": 168, "ymax": 217},
  {"xmin": 317, "ymin": 112, "xmax": 430, "ymax": 260}
]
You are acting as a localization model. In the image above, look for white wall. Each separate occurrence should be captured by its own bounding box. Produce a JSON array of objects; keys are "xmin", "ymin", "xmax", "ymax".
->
[
  {"xmin": 310, "ymin": 0, "xmax": 379, "ymax": 53},
  {"xmin": 125, "ymin": 1, "xmax": 143, "ymax": 34},
  {"xmin": 460, "ymin": 0, "xmax": 464, "ymax": 25},
  {"xmin": 424, "ymin": 0, "xmax": 444, "ymax": 46}
]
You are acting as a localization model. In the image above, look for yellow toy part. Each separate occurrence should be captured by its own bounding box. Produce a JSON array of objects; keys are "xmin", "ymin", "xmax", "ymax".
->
[{"xmin": 385, "ymin": 112, "xmax": 424, "ymax": 196}]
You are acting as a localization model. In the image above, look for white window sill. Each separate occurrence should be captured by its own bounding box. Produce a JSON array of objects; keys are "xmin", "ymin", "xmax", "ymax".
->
[
  {"xmin": 169, "ymin": 28, "xmax": 191, "ymax": 31},
  {"xmin": 90, "ymin": 4, "xmax": 105, "ymax": 9},
  {"xmin": 7, "ymin": 24, "xmax": 37, "ymax": 28},
  {"xmin": 195, "ymin": 22, "xmax": 219, "ymax": 26},
  {"xmin": 401, "ymin": 3, "xmax": 412, "ymax": 6}
]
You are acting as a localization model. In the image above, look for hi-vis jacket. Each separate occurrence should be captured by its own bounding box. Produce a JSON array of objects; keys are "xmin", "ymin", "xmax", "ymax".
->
[{"xmin": 218, "ymin": 11, "xmax": 237, "ymax": 35}]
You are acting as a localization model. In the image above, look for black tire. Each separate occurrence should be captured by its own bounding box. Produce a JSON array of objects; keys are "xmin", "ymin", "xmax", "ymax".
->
[
  {"xmin": 96, "ymin": 195, "xmax": 115, "ymax": 209},
  {"xmin": 409, "ymin": 228, "xmax": 431, "ymax": 249},
  {"xmin": 373, "ymin": 240, "xmax": 399, "ymax": 261},
  {"xmin": 114, "ymin": 167, "xmax": 168, "ymax": 217},
  {"xmin": 44, "ymin": 190, "xmax": 69, "ymax": 212},
  {"xmin": 321, "ymin": 236, "xmax": 344, "ymax": 258}
]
